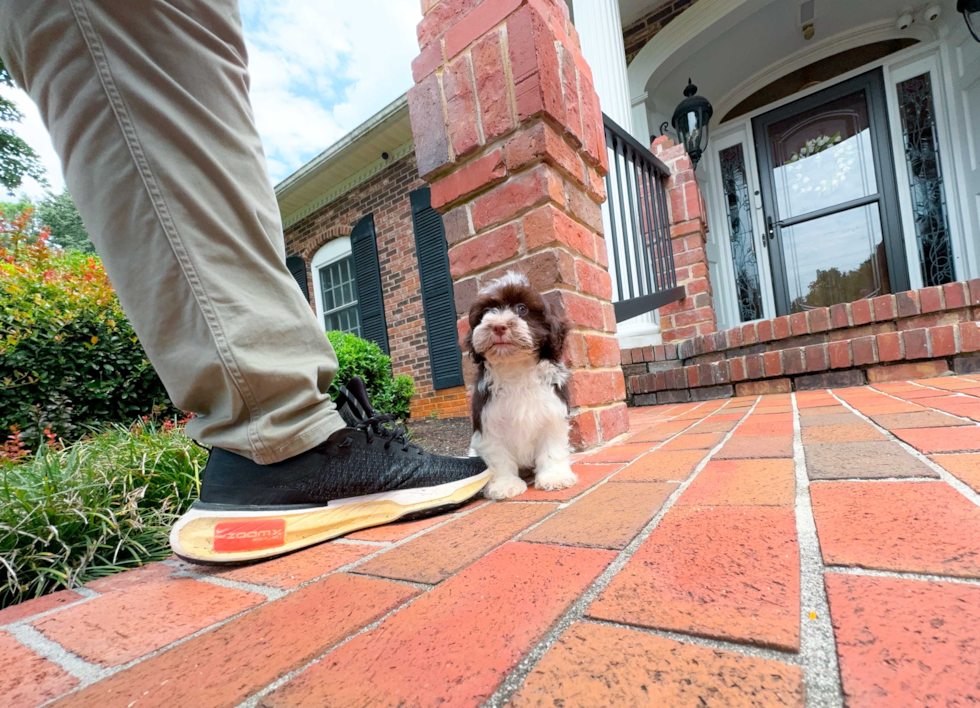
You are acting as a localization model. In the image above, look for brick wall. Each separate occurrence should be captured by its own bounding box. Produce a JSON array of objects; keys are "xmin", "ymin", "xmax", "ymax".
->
[
  {"xmin": 283, "ymin": 153, "xmax": 468, "ymax": 419},
  {"xmin": 623, "ymin": 0, "xmax": 701, "ymax": 65},
  {"xmin": 624, "ymin": 281, "xmax": 980, "ymax": 404}
]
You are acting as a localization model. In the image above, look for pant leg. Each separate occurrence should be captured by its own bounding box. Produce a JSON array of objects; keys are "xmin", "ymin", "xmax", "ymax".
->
[{"xmin": 0, "ymin": 0, "xmax": 346, "ymax": 464}]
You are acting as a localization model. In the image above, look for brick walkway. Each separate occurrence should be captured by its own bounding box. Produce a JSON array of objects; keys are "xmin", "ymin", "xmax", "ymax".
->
[{"xmin": 4, "ymin": 376, "xmax": 980, "ymax": 707}]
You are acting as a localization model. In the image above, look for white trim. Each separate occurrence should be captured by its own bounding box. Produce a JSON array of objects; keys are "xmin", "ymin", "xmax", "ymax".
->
[
  {"xmin": 281, "ymin": 139, "xmax": 415, "ymax": 230},
  {"xmin": 706, "ymin": 126, "xmax": 778, "ymax": 326},
  {"xmin": 311, "ymin": 237, "xmax": 355, "ymax": 332},
  {"xmin": 712, "ymin": 20, "xmax": 938, "ymax": 124},
  {"xmin": 883, "ymin": 51, "xmax": 971, "ymax": 288},
  {"xmin": 698, "ymin": 34, "xmax": 975, "ymax": 319}
]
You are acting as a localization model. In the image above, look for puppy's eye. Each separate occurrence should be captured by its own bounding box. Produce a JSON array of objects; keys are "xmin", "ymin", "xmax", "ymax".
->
[{"xmin": 514, "ymin": 304, "xmax": 528, "ymax": 317}]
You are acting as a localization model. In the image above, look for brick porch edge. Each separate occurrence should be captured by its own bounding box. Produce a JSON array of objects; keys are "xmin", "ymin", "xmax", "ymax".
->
[{"xmin": 624, "ymin": 280, "xmax": 980, "ymax": 403}]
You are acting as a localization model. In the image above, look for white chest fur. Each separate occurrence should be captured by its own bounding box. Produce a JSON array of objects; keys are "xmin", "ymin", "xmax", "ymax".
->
[{"xmin": 474, "ymin": 358, "xmax": 569, "ymax": 469}]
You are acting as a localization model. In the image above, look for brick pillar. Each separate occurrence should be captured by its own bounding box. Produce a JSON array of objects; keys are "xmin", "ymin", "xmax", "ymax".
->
[
  {"xmin": 408, "ymin": 0, "xmax": 629, "ymax": 448},
  {"xmin": 652, "ymin": 136, "xmax": 718, "ymax": 344}
]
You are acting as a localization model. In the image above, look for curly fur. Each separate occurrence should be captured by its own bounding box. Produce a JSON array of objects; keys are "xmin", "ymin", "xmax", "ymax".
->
[{"xmin": 465, "ymin": 272, "xmax": 575, "ymax": 499}]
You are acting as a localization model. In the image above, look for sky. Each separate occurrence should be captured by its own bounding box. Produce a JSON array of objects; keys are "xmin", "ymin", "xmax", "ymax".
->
[{"xmin": 3, "ymin": 0, "xmax": 422, "ymax": 200}]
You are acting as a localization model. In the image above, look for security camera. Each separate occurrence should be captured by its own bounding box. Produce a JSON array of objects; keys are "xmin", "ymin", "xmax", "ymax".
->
[
  {"xmin": 924, "ymin": 4, "xmax": 942, "ymax": 21},
  {"xmin": 896, "ymin": 10, "xmax": 915, "ymax": 30}
]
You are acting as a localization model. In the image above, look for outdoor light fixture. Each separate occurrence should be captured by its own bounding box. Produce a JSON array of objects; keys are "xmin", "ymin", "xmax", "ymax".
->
[{"xmin": 671, "ymin": 79, "xmax": 713, "ymax": 170}]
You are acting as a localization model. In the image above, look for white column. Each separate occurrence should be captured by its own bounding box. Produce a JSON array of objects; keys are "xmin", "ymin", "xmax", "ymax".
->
[
  {"xmin": 572, "ymin": 0, "xmax": 663, "ymax": 348},
  {"xmin": 572, "ymin": 0, "xmax": 633, "ymax": 131}
]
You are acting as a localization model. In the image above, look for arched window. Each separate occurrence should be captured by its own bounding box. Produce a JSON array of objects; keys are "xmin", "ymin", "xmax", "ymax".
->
[{"xmin": 311, "ymin": 236, "xmax": 361, "ymax": 336}]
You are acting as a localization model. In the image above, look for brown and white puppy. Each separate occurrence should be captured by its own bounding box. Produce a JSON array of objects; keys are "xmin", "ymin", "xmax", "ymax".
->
[{"xmin": 465, "ymin": 271, "xmax": 576, "ymax": 499}]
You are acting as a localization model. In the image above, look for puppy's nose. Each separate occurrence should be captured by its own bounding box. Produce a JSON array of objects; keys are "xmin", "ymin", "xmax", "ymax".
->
[{"xmin": 492, "ymin": 324, "xmax": 508, "ymax": 336}]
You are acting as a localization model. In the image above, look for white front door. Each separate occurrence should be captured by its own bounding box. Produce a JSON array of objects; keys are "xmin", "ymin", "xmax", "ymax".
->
[{"xmin": 941, "ymin": 25, "xmax": 980, "ymax": 279}]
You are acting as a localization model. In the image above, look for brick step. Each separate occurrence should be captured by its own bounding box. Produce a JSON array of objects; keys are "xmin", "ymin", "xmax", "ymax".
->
[{"xmin": 624, "ymin": 282, "xmax": 980, "ymax": 405}]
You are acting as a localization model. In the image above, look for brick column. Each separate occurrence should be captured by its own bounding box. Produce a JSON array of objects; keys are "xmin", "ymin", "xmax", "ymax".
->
[
  {"xmin": 652, "ymin": 136, "xmax": 718, "ymax": 344},
  {"xmin": 408, "ymin": 0, "xmax": 628, "ymax": 448}
]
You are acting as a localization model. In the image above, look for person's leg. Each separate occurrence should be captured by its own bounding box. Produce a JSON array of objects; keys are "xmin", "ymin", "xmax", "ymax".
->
[
  {"xmin": 0, "ymin": 0, "xmax": 489, "ymax": 563},
  {"xmin": 0, "ymin": 0, "xmax": 342, "ymax": 463}
]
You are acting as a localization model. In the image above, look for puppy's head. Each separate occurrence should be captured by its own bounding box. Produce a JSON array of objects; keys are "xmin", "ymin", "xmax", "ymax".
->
[{"xmin": 466, "ymin": 271, "xmax": 567, "ymax": 364}]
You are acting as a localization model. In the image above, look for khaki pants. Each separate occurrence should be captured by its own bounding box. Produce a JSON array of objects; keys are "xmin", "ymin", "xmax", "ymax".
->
[{"xmin": 0, "ymin": 0, "xmax": 346, "ymax": 463}]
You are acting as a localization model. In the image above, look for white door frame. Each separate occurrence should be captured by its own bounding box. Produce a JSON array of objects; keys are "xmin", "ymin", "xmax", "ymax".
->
[
  {"xmin": 706, "ymin": 125, "xmax": 778, "ymax": 325},
  {"xmin": 883, "ymin": 51, "xmax": 973, "ymax": 288},
  {"xmin": 701, "ymin": 36, "xmax": 976, "ymax": 324}
]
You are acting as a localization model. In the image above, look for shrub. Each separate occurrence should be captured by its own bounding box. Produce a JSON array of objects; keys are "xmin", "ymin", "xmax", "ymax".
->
[
  {"xmin": 326, "ymin": 331, "xmax": 414, "ymax": 420},
  {"xmin": 1, "ymin": 209, "xmax": 175, "ymax": 448},
  {"xmin": 0, "ymin": 422, "xmax": 205, "ymax": 609}
]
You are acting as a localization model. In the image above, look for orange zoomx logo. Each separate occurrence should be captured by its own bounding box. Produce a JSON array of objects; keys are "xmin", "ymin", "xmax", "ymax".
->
[{"xmin": 214, "ymin": 519, "xmax": 286, "ymax": 552}]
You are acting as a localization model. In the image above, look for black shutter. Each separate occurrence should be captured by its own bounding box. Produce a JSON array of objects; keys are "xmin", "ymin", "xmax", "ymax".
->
[
  {"xmin": 285, "ymin": 256, "xmax": 310, "ymax": 301},
  {"xmin": 410, "ymin": 188, "xmax": 464, "ymax": 389},
  {"xmin": 350, "ymin": 214, "xmax": 390, "ymax": 354}
]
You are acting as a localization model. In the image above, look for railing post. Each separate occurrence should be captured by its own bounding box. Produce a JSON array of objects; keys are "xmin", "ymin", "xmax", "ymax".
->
[
  {"xmin": 652, "ymin": 136, "xmax": 718, "ymax": 343},
  {"xmin": 408, "ymin": 0, "xmax": 630, "ymax": 448}
]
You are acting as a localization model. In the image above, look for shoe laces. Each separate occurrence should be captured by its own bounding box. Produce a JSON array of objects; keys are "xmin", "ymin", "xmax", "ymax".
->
[{"xmin": 351, "ymin": 414, "xmax": 421, "ymax": 454}]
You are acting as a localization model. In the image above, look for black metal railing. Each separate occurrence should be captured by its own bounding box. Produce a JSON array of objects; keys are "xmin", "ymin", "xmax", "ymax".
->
[{"xmin": 602, "ymin": 113, "xmax": 685, "ymax": 322}]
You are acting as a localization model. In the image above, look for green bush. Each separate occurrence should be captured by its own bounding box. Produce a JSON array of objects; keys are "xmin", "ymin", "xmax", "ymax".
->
[
  {"xmin": 0, "ymin": 422, "xmax": 205, "ymax": 609},
  {"xmin": 326, "ymin": 331, "xmax": 414, "ymax": 420},
  {"xmin": 1, "ymin": 211, "xmax": 175, "ymax": 449}
]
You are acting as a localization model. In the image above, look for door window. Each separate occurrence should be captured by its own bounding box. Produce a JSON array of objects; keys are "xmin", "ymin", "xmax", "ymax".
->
[{"xmin": 754, "ymin": 70, "xmax": 907, "ymax": 315}]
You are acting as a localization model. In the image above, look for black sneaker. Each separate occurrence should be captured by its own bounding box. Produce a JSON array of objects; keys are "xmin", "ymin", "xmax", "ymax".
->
[{"xmin": 170, "ymin": 378, "xmax": 489, "ymax": 564}]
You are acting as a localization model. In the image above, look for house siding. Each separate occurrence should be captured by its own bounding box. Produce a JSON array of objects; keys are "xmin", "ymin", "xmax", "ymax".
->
[{"xmin": 283, "ymin": 153, "xmax": 468, "ymax": 419}]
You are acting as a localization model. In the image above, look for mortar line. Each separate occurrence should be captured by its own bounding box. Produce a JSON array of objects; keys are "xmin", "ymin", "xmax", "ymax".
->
[
  {"xmin": 861, "ymin": 385, "xmax": 979, "ymax": 425},
  {"xmin": 581, "ymin": 617, "xmax": 801, "ymax": 664},
  {"xmin": 235, "ymin": 394, "xmax": 735, "ymax": 704},
  {"xmin": 824, "ymin": 565, "xmax": 980, "ymax": 586},
  {"xmin": 507, "ymin": 395, "xmax": 748, "ymax": 543},
  {"xmin": 235, "ymin": 583, "xmax": 433, "ymax": 708},
  {"xmin": 7, "ymin": 623, "xmax": 109, "ymax": 685},
  {"xmin": 790, "ymin": 392, "xmax": 844, "ymax": 708},
  {"xmin": 482, "ymin": 396, "xmax": 764, "ymax": 708},
  {"xmin": 1, "ymin": 594, "xmax": 99, "ymax": 630},
  {"xmin": 29, "ymin": 398, "xmax": 732, "ymax": 705},
  {"xmin": 904, "ymin": 378, "xmax": 980, "ymax": 397},
  {"xmin": 829, "ymin": 390, "xmax": 980, "ymax": 508}
]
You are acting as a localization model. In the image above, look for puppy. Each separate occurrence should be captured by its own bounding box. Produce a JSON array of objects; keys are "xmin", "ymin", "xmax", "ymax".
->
[{"xmin": 465, "ymin": 271, "xmax": 577, "ymax": 499}]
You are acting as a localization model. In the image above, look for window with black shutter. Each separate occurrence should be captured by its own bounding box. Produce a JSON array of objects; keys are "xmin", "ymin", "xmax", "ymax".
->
[
  {"xmin": 349, "ymin": 214, "xmax": 390, "ymax": 354},
  {"xmin": 285, "ymin": 256, "xmax": 310, "ymax": 301},
  {"xmin": 410, "ymin": 188, "xmax": 464, "ymax": 389}
]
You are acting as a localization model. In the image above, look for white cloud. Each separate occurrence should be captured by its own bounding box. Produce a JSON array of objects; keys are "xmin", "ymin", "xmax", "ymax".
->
[
  {"xmin": 241, "ymin": 0, "xmax": 422, "ymax": 184},
  {"xmin": 1, "ymin": 84, "xmax": 63, "ymax": 200},
  {"xmin": 3, "ymin": 0, "xmax": 421, "ymax": 199}
]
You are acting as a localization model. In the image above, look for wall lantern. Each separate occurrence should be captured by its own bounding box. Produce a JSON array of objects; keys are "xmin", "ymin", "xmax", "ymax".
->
[{"xmin": 671, "ymin": 79, "xmax": 713, "ymax": 170}]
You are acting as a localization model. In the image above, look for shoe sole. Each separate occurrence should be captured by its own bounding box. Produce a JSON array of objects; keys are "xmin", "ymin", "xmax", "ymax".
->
[{"xmin": 169, "ymin": 471, "xmax": 491, "ymax": 564}]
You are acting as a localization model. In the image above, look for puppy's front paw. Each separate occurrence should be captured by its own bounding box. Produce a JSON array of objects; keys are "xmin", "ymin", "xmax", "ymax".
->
[
  {"xmin": 535, "ymin": 464, "xmax": 577, "ymax": 491},
  {"xmin": 485, "ymin": 474, "xmax": 527, "ymax": 500}
]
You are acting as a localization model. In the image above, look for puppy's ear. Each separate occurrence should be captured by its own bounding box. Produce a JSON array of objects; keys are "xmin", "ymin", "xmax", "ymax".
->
[
  {"xmin": 465, "ymin": 298, "xmax": 486, "ymax": 361},
  {"xmin": 542, "ymin": 299, "xmax": 568, "ymax": 361}
]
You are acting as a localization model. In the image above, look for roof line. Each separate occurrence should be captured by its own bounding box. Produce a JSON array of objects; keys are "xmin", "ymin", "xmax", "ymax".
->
[{"xmin": 274, "ymin": 92, "xmax": 410, "ymax": 198}]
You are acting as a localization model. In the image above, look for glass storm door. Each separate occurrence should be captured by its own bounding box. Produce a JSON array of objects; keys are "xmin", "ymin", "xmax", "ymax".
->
[{"xmin": 753, "ymin": 70, "xmax": 908, "ymax": 315}]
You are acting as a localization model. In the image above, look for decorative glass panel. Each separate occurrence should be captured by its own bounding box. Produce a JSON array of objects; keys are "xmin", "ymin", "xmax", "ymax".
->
[
  {"xmin": 719, "ymin": 144, "xmax": 763, "ymax": 321},
  {"xmin": 897, "ymin": 73, "xmax": 955, "ymax": 287},
  {"xmin": 319, "ymin": 256, "xmax": 361, "ymax": 336}
]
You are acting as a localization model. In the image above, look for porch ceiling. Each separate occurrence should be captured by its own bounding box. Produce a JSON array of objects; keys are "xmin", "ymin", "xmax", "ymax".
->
[
  {"xmin": 642, "ymin": 0, "xmax": 939, "ymax": 125},
  {"xmin": 619, "ymin": 0, "xmax": 671, "ymax": 28}
]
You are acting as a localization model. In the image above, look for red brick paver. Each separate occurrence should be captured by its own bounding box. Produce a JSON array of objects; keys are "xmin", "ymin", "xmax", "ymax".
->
[
  {"xmin": 811, "ymin": 481, "xmax": 980, "ymax": 577},
  {"xmin": 522, "ymin": 481, "xmax": 675, "ymax": 549},
  {"xmin": 1, "ymin": 632, "xmax": 78, "ymax": 708},
  {"xmin": 6, "ymin": 379, "xmax": 980, "ymax": 707},
  {"xmin": 53, "ymin": 574, "xmax": 416, "ymax": 708},
  {"xmin": 259, "ymin": 543, "xmax": 614, "ymax": 708},
  {"xmin": 353, "ymin": 502, "xmax": 556, "ymax": 584},
  {"xmin": 589, "ymin": 505, "xmax": 801, "ymax": 651},
  {"xmin": 826, "ymin": 574, "xmax": 980, "ymax": 707},
  {"xmin": 32, "ymin": 577, "xmax": 265, "ymax": 667},
  {"xmin": 510, "ymin": 622, "xmax": 805, "ymax": 707}
]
